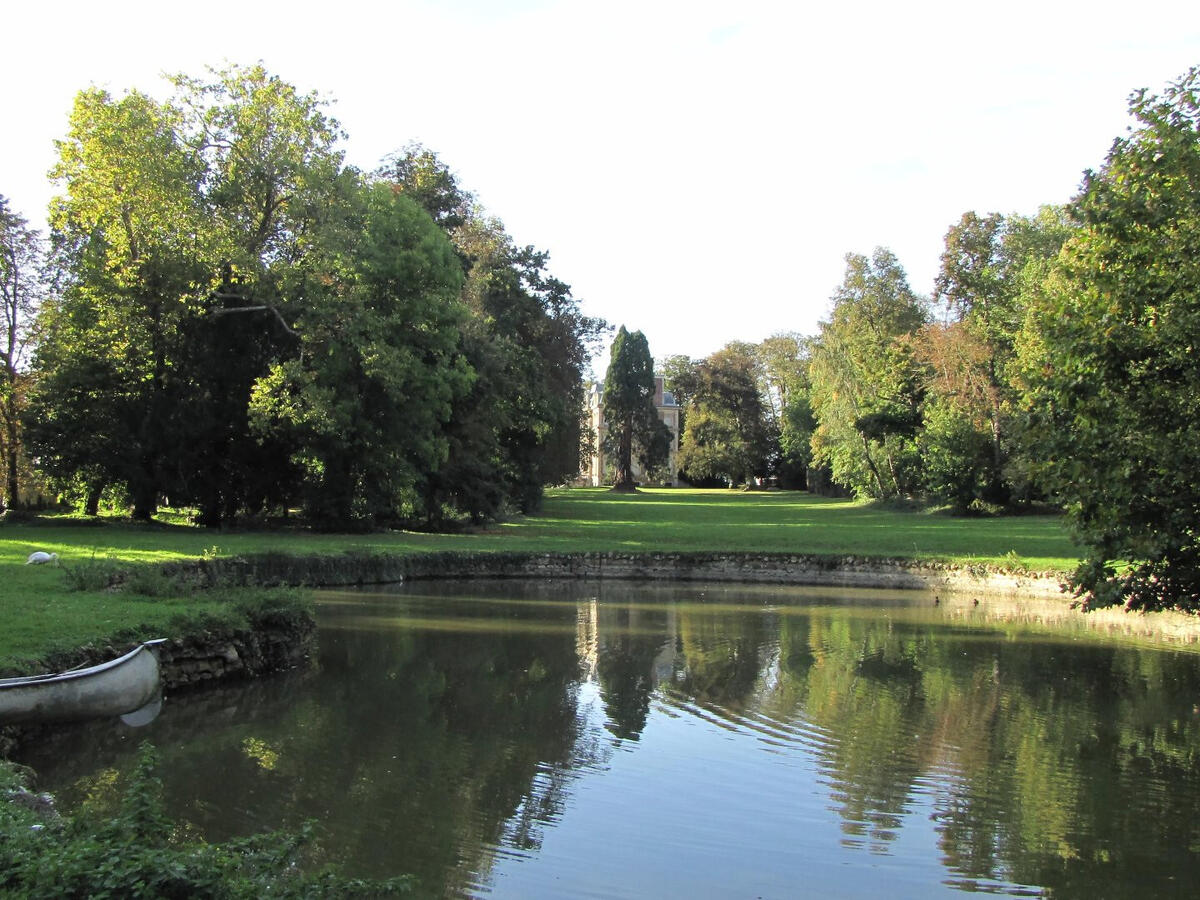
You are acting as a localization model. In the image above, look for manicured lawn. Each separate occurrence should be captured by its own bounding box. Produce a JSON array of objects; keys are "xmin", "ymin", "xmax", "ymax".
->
[
  {"xmin": 510, "ymin": 489, "xmax": 1079, "ymax": 567},
  {"xmin": 0, "ymin": 488, "xmax": 1080, "ymax": 668}
]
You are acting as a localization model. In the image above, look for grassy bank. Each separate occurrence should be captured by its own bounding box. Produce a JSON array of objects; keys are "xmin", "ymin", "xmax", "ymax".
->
[{"xmin": 0, "ymin": 488, "xmax": 1080, "ymax": 669}]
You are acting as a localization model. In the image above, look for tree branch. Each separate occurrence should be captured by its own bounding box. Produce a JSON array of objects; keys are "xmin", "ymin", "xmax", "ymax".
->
[{"xmin": 210, "ymin": 303, "xmax": 299, "ymax": 337}]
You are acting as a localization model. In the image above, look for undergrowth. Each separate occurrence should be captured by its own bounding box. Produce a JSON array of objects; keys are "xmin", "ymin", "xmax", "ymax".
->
[{"xmin": 0, "ymin": 743, "xmax": 412, "ymax": 898}]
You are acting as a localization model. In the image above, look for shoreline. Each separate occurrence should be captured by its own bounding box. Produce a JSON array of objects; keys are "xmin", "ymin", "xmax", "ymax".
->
[
  {"xmin": 172, "ymin": 548, "xmax": 1071, "ymax": 597},
  {"xmin": 176, "ymin": 548, "xmax": 1199, "ymax": 646},
  {"xmin": 5, "ymin": 550, "xmax": 1198, "ymax": 753}
]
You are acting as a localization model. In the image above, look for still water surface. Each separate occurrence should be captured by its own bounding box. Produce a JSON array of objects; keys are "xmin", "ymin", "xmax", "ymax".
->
[{"xmin": 17, "ymin": 580, "xmax": 1200, "ymax": 898}]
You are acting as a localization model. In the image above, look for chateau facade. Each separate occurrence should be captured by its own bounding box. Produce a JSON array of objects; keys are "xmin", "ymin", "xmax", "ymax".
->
[{"xmin": 582, "ymin": 376, "xmax": 681, "ymax": 486}]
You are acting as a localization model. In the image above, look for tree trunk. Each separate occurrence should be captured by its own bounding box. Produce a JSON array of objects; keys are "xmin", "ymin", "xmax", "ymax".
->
[
  {"xmin": 860, "ymin": 433, "xmax": 887, "ymax": 498},
  {"xmin": 195, "ymin": 502, "xmax": 223, "ymax": 528},
  {"xmin": 85, "ymin": 482, "xmax": 105, "ymax": 517},
  {"xmin": 614, "ymin": 417, "xmax": 635, "ymax": 489},
  {"xmin": 131, "ymin": 485, "xmax": 157, "ymax": 521},
  {"xmin": 1, "ymin": 393, "xmax": 19, "ymax": 511}
]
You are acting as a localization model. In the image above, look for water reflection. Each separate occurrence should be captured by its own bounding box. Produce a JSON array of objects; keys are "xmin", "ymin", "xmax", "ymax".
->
[{"xmin": 16, "ymin": 580, "xmax": 1200, "ymax": 898}]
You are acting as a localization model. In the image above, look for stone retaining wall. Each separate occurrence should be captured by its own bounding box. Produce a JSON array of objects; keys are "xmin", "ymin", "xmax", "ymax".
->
[
  {"xmin": 175, "ymin": 550, "xmax": 1069, "ymax": 600},
  {"xmin": 154, "ymin": 619, "xmax": 314, "ymax": 690}
]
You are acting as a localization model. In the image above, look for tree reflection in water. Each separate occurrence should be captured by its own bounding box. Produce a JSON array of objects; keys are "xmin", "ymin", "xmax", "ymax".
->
[{"xmin": 16, "ymin": 579, "xmax": 1200, "ymax": 897}]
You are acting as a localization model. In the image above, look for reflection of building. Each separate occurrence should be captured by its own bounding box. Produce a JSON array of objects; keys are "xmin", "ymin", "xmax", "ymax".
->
[{"xmin": 581, "ymin": 376, "xmax": 681, "ymax": 486}]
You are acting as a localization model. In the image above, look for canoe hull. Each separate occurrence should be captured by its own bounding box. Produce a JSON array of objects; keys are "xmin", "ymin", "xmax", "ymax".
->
[{"xmin": 0, "ymin": 643, "xmax": 163, "ymax": 725}]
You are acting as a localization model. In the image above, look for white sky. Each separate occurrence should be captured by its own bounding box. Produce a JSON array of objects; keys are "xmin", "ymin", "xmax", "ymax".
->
[{"xmin": 4, "ymin": 1, "xmax": 1199, "ymax": 374}]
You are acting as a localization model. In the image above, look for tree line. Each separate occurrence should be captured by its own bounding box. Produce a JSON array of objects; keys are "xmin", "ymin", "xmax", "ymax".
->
[
  {"xmin": 658, "ymin": 207, "xmax": 1071, "ymax": 506},
  {"xmin": 4, "ymin": 62, "xmax": 1200, "ymax": 611},
  {"xmin": 644, "ymin": 66, "xmax": 1200, "ymax": 612},
  {"xmin": 0, "ymin": 64, "xmax": 605, "ymax": 531}
]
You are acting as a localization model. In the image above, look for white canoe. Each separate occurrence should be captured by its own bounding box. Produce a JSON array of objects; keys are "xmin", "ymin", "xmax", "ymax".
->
[{"xmin": 0, "ymin": 640, "xmax": 165, "ymax": 725}]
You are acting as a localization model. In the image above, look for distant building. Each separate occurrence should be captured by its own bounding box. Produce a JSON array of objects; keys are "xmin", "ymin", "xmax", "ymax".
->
[{"xmin": 582, "ymin": 376, "xmax": 681, "ymax": 486}]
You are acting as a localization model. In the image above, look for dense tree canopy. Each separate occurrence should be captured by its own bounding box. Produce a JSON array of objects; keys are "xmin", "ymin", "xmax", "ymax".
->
[
  {"xmin": 22, "ymin": 66, "xmax": 602, "ymax": 529},
  {"xmin": 601, "ymin": 326, "xmax": 670, "ymax": 490},
  {"xmin": 754, "ymin": 333, "xmax": 814, "ymax": 489},
  {"xmin": 809, "ymin": 249, "xmax": 929, "ymax": 499},
  {"xmin": 382, "ymin": 145, "xmax": 607, "ymax": 521},
  {"xmin": 676, "ymin": 343, "xmax": 775, "ymax": 487},
  {"xmin": 247, "ymin": 181, "xmax": 471, "ymax": 528},
  {"xmin": 1021, "ymin": 66, "xmax": 1200, "ymax": 611},
  {"xmin": 0, "ymin": 197, "xmax": 44, "ymax": 511},
  {"xmin": 919, "ymin": 207, "xmax": 1072, "ymax": 510},
  {"xmin": 27, "ymin": 86, "xmax": 211, "ymax": 519}
]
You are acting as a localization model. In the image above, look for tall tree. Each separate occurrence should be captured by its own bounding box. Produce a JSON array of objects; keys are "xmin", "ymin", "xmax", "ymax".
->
[
  {"xmin": 27, "ymin": 87, "xmax": 210, "ymax": 519},
  {"xmin": 601, "ymin": 326, "xmax": 670, "ymax": 490},
  {"xmin": 923, "ymin": 208, "xmax": 1072, "ymax": 508},
  {"xmin": 658, "ymin": 353, "xmax": 697, "ymax": 447},
  {"xmin": 676, "ymin": 343, "xmax": 775, "ymax": 487},
  {"xmin": 28, "ymin": 66, "xmax": 353, "ymax": 524},
  {"xmin": 0, "ymin": 197, "xmax": 45, "ymax": 511},
  {"xmin": 809, "ymin": 249, "xmax": 928, "ymax": 499},
  {"xmin": 172, "ymin": 64, "xmax": 349, "ymax": 525},
  {"xmin": 26, "ymin": 69, "xmax": 602, "ymax": 530},
  {"xmin": 1021, "ymin": 66, "xmax": 1200, "ymax": 611},
  {"xmin": 382, "ymin": 146, "xmax": 606, "ymax": 518},
  {"xmin": 249, "ymin": 181, "xmax": 471, "ymax": 528},
  {"xmin": 754, "ymin": 333, "xmax": 814, "ymax": 489}
]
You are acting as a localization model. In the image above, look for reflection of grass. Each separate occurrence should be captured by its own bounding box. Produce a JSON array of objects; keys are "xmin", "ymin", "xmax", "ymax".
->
[{"xmin": 0, "ymin": 488, "xmax": 1080, "ymax": 668}]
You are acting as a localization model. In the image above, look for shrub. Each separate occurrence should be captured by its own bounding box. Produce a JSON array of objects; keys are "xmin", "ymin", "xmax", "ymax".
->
[{"xmin": 0, "ymin": 743, "xmax": 412, "ymax": 898}]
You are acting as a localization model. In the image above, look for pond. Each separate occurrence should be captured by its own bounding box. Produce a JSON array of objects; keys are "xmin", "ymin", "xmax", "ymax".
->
[{"xmin": 15, "ymin": 580, "xmax": 1200, "ymax": 898}]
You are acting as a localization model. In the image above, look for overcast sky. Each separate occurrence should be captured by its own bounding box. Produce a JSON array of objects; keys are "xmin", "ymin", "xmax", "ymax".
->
[{"xmin": 4, "ymin": 1, "xmax": 1199, "ymax": 373}]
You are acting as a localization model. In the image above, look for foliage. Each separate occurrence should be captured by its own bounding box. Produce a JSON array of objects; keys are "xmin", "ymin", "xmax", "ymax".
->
[
  {"xmin": 23, "ymin": 67, "xmax": 347, "ymax": 524},
  {"xmin": 809, "ymin": 249, "xmax": 928, "ymax": 498},
  {"xmin": 755, "ymin": 333, "xmax": 814, "ymax": 488},
  {"xmin": 0, "ymin": 197, "xmax": 46, "ymax": 512},
  {"xmin": 676, "ymin": 343, "xmax": 775, "ymax": 486},
  {"xmin": 600, "ymin": 327, "xmax": 671, "ymax": 488},
  {"xmin": 1020, "ymin": 65, "xmax": 1200, "ymax": 611},
  {"xmin": 379, "ymin": 146, "xmax": 607, "ymax": 521},
  {"xmin": 0, "ymin": 742, "xmax": 412, "ymax": 898},
  {"xmin": 249, "ymin": 180, "xmax": 470, "ymax": 528},
  {"xmin": 922, "ymin": 208, "xmax": 1073, "ymax": 508},
  {"xmin": 917, "ymin": 399, "xmax": 992, "ymax": 512},
  {"xmin": 658, "ymin": 353, "xmax": 697, "ymax": 439},
  {"xmin": 57, "ymin": 551, "xmax": 122, "ymax": 592},
  {"xmin": 23, "ymin": 69, "xmax": 601, "ymax": 531},
  {"xmin": 25, "ymin": 85, "xmax": 211, "ymax": 520}
]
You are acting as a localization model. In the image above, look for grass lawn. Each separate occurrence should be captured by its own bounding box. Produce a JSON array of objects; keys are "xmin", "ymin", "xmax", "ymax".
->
[{"xmin": 0, "ymin": 488, "xmax": 1081, "ymax": 668}]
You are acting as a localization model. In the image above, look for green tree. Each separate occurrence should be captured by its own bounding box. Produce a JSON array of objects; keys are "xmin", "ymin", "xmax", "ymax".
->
[
  {"xmin": 1022, "ymin": 66, "xmax": 1200, "ymax": 610},
  {"xmin": 658, "ymin": 353, "xmax": 697, "ymax": 454},
  {"xmin": 249, "ymin": 181, "xmax": 471, "ymax": 528},
  {"xmin": 381, "ymin": 142, "xmax": 474, "ymax": 231},
  {"xmin": 755, "ymin": 333, "xmax": 814, "ymax": 489},
  {"xmin": 601, "ymin": 326, "xmax": 670, "ymax": 490},
  {"xmin": 923, "ymin": 208, "xmax": 1072, "ymax": 509},
  {"xmin": 26, "ymin": 69, "xmax": 600, "ymax": 530},
  {"xmin": 171, "ymin": 63, "xmax": 349, "ymax": 525},
  {"xmin": 27, "ymin": 66, "xmax": 359, "ymax": 526},
  {"xmin": 809, "ymin": 249, "xmax": 928, "ymax": 498},
  {"xmin": 0, "ymin": 197, "xmax": 45, "ymax": 511},
  {"xmin": 380, "ymin": 148, "xmax": 606, "ymax": 520},
  {"xmin": 26, "ymin": 86, "xmax": 210, "ymax": 519},
  {"xmin": 676, "ymin": 343, "xmax": 775, "ymax": 487}
]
